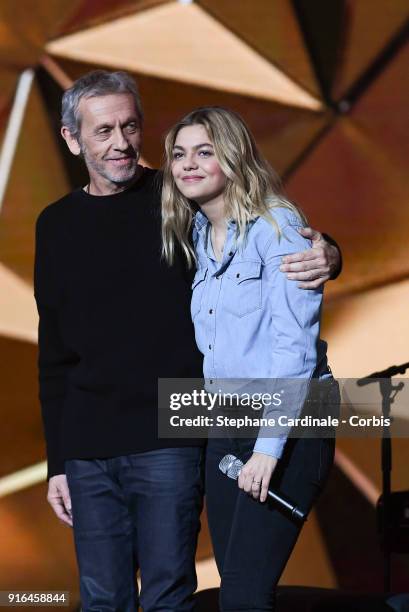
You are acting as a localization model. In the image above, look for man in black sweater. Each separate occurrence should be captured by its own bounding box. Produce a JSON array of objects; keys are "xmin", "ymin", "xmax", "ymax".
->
[{"xmin": 35, "ymin": 71, "xmax": 341, "ymax": 611}]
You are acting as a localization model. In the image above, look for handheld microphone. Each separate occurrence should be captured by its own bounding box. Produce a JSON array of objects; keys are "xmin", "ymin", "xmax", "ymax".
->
[{"xmin": 219, "ymin": 454, "xmax": 306, "ymax": 523}]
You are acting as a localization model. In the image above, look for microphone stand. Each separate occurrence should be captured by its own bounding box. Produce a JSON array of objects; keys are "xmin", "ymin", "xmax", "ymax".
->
[{"xmin": 357, "ymin": 362, "xmax": 409, "ymax": 592}]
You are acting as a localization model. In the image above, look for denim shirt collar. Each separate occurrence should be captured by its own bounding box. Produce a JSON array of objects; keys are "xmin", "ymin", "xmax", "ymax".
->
[
  {"xmin": 193, "ymin": 211, "xmax": 263, "ymax": 270},
  {"xmin": 193, "ymin": 210, "xmax": 238, "ymax": 264},
  {"xmin": 193, "ymin": 209, "xmax": 237, "ymax": 233}
]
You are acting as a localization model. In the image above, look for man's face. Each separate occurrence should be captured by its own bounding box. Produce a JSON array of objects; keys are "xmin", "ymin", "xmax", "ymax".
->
[{"xmin": 74, "ymin": 93, "xmax": 142, "ymax": 190}]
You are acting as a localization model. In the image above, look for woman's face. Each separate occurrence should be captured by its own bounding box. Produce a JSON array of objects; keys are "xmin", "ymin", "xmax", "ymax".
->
[{"xmin": 171, "ymin": 124, "xmax": 226, "ymax": 207}]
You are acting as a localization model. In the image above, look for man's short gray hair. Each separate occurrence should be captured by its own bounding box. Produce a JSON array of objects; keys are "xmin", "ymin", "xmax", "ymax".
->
[{"xmin": 61, "ymin": 70, "xmax": 143, "ymax": 139}]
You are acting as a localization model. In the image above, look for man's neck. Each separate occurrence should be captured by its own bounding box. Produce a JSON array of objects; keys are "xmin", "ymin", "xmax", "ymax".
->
[{"xmin": 85, "ymin": 165, "xmax": 144, "ymax": 196}]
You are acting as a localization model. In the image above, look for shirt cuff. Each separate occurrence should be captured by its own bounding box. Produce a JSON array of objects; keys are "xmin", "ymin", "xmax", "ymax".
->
[{"xmin": 253, "ymin": 436, "xmax": 286, "ymax": 459}]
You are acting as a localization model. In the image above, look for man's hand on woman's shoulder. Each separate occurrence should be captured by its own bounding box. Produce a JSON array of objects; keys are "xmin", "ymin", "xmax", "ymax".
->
[{"xmin": 280, "ymin": 227, "xmax": 342, "ymax": 289}]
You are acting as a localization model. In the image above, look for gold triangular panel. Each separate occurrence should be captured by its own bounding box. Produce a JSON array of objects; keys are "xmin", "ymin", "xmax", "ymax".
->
[
  {"xmin": 0, "ymin": 80, "xmax": 70, "ymax": 283},
  {"xmin": 56, "ymin": 0, "xmax": 170, "ymax": 37},
  {"xmin": 0, "ymin": 66, "xmax": 14, "ymax": 158},
  {"xmin": 0, "ymin": 262, "xmax": 37, "ymax": 343},
  {"xmin": 197, "ymin": 0, "xmax": 321, "ymax": 98},
  {"xmin": 0, "ymin": 484, "xmax": 78, "ymax": 592},
  {"xmin": 351, "ymin": 41, "xmax": 409, "ymax": 178},
  {"xmin": 196, "ymin": 505, "xmax": 213, "ymax": 561},
  {"xmin": 323, "ymin": 279, "xmax": 409, "ymax": 378},
  {"xmin": 0, "ymin": 336, "xmax": 43, "ymax": 477},
  {"xmin": 286, "ymin": 116, "xmax": 409, "ymax": 298},
  {"xmin": 287, "ymin": 44, "xmax": 409, "ymax": 297},
  {"xmin": 332, "ymin": 0, "xmax": 409, "ymax": 99},
  {"xmin": 281, "ymin": 511, "xmax": 337, "ymax": 587},
  {"xmin": 336, "ymin": 437, "xmax": 409, "ymax": 493},
  {"xmin": 47, "ymin": 3, "xmax": 321, "ymax": 110},
  {"xmin": 0, "ymin": 1, "xmax": 82, "ymax": 69},
  {"xmin": 0, "ymin": 69, "xmax": 18, "ymax": 126}
]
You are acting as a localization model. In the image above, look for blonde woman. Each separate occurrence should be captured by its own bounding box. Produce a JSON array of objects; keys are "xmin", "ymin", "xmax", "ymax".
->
[{"xmin": 162, "ymin": 107, "xmax": 338, "ymax": 611}]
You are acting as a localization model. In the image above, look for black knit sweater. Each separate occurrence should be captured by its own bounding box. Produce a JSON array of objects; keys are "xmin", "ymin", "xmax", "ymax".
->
[{"xmin": 34, "ymin": 169, "xmax": 203, "ymax": 478}]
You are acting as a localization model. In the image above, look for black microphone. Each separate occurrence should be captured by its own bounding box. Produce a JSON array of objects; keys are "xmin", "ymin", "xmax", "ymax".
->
[{"xmin": 219, "ymin": 454, "xmax": 306, "ymax": 523}]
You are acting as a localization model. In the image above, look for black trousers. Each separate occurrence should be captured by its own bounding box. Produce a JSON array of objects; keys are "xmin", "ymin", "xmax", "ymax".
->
[{"xmin": 205, "ymin": 435, "xmax": 335, "ymax": 611}]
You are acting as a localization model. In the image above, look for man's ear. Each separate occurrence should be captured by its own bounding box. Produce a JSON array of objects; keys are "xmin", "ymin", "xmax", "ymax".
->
[{"xmin": 61, "ymin": 126, "xmax": 81, "ymax": 156}]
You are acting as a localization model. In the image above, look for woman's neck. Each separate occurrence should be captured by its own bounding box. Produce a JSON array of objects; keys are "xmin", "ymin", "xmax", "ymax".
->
[
  {"xmin": 199, "ymin": 196, "xmax": 226, "ymax": 230},
  {"xmin": 199, "ymin": 200, "xmax": 227, "ymax": 262}
]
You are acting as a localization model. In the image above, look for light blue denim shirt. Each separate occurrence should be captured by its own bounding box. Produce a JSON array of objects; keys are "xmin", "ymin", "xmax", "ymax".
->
[{"xmin": 191, "ymin": 206, "xmax": 331, "ymax": 459}]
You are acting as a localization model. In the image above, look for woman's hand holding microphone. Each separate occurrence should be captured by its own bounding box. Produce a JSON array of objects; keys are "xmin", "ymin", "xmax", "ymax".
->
[{"xmin": 238, "ymin": 452, "xmax": 278, "ymax": 502}]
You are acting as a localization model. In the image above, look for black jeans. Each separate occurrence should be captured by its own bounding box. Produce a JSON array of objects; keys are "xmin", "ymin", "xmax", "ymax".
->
[
  {"xmin": 66, "ymin": 447, "xmax": 204, "ymax": 612},
  {"xmin": 205, "ymin": 435, "xmax": 335, "ymax": 611}
]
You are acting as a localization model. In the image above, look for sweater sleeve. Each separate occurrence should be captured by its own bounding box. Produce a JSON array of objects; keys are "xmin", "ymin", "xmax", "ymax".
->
[
  {"xmin": 322, "ymin": 233, "xmax": 343, "ymax": 280},
  {"xmin": 34, "ymin": 209, "xmax": 78, "ymax": 479}
]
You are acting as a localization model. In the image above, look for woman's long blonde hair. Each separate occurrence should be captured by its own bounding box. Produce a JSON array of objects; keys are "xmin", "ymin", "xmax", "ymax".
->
[{"xmin": 161, "ymin": 106, "xmax": 306, "ymax": 267}]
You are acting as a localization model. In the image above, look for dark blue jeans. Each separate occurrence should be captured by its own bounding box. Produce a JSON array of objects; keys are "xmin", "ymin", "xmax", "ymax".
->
[
  {"xmin": 206, "ymin": 435, "xmax": 335, "ymax": 611},
  {"xmin": 65, "ymin": 447, "xmax": 204, "ymax": 612}
]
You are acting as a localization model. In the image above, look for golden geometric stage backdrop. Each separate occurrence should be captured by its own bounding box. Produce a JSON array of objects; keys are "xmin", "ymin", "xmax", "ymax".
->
[{"xmin": 0, "ymin": 0, "xmax": 409, "ymax": 602}]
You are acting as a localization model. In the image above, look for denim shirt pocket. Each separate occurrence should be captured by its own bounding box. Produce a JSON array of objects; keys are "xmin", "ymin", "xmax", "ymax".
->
[
  {"xmin": 191, "ymin": 267, "xmax": 208, "ymax": 320},
  {"xmin": 224, "ymin": 260, "xmax": 262, "ymax": 317}
]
